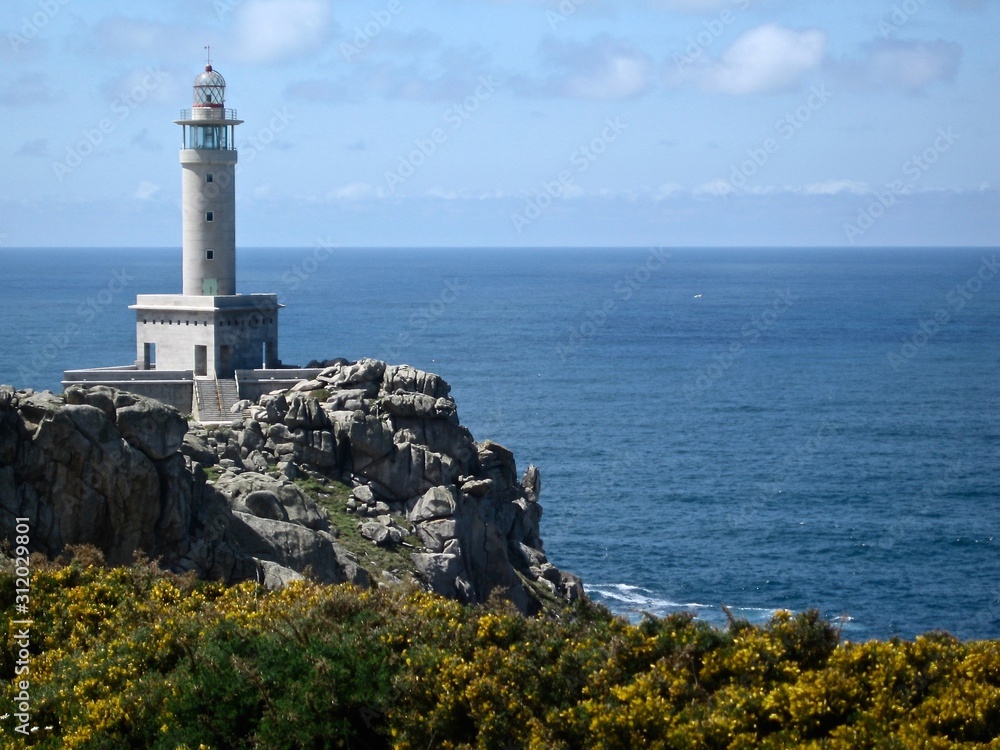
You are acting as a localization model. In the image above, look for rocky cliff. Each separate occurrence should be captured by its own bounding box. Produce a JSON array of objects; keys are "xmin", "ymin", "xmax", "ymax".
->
[{"xmin": 0, "ymin": 360, "xmax": 583, "ymax": 613}]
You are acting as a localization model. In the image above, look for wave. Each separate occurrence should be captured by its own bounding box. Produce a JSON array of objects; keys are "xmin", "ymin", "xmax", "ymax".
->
[
  {"xmin": 585, "ymin": 583, "xmax": 712, "ymax": 614},
  {"xmin": 588, "ymin": 585, "xmax": 872, "ymax": 637},
  {"xmin": 586, "ymin": 583, "xmax": 786, "ymax": 627}
]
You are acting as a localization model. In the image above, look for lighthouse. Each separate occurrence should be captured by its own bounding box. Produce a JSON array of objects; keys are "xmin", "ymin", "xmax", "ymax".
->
[
  {"xmin": 64, "ymin": 57, "xmax": 323, "ymax": 421},
  {"xmin": 126, "ymin": 58, "xmax": 282, "ymax": 384},
  {"xmin": 127, "ymin": 58, "xmax": 284, "ymax": 416},
  {"xmin": 176, "ymin": 63, "xmax": 241, "ymax": 296}
]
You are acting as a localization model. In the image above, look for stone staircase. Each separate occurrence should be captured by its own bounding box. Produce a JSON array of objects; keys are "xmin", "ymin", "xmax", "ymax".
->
[{"xmin": 195, "ymin": 378, "xmax": 241, "ymax": 423}]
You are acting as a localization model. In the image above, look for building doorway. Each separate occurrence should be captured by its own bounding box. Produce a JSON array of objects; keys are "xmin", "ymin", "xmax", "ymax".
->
[
  {"xmin": 194, "ymin": 345, "xmax": 208, "ymax": 377},
  {"xmin": 218, "ymin": 345, "xmax": 233, "ymax": 378}
]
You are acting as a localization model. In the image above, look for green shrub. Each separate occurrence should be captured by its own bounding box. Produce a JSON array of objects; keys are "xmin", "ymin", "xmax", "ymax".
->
[{"xmin": 1, "ymin": 557, "xmax": 999, "ymax": 749}]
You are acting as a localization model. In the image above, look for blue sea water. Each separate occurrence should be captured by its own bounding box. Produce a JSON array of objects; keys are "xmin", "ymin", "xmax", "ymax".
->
[{"xmin": 1, "ymin": 246, "xmax": 998, "ymax": 641}]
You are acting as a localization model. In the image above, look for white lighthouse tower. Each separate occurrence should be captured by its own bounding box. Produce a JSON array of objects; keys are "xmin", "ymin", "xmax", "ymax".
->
[
  {"xmin": 177, "ymin": 62, "xmax": 241, "ymax": 296},
  {"xmin": 123, "ymin": 59, "xmax": 285, "ymax": 416}
]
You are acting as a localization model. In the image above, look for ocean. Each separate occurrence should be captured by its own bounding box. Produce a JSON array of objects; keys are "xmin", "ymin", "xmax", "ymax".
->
[{"xmin": 2, "ymin": 246, "xmax": 998, "ymax": 641}]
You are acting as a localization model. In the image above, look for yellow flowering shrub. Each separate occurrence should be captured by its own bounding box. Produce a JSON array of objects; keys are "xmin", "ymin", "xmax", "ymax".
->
[{"xmin": 1, "ymin": 549, "xmax": 999, "ymax": 749}]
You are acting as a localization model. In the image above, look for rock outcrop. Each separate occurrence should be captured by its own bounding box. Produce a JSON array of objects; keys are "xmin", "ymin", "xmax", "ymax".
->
[{"xmin": 0, "ymin": 360, "xmax": 583, "ymax": 613}]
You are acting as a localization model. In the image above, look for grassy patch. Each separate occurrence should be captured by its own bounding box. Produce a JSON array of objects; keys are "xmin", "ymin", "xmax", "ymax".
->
[
  {"xmin": 299, "ymin": 388, "xmax": 331, "ymax": 401},
  {"xmin": 293, "ymin": 477, "xmax": 420, "ymax": 583},
  {"xmin": 520, "ymin": 570, "xmax": 564, "ymax": 611}
]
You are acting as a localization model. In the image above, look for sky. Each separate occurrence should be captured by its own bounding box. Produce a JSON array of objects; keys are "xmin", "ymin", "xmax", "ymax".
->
[{"xmin": 0, "ymin": 0, "xmax": 997, "ymax": 248}]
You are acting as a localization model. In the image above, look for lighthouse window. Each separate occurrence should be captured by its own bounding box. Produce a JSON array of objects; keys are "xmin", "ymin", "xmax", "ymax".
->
[
  {"xmin": 206, "ymin": 173, "xmax": 214, "ymax": 183},
  {"xmin": 206, "ymin": 249, "xmax": 215, "ymax": 261},
  {"xmin": 206, "ymin": 211, "xmax": 214, "ymax": 222}
]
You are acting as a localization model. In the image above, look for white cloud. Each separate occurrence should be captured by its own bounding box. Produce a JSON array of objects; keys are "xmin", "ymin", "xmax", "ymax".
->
[
  {"xmin": 234, "ymin": 0, "xmax": 334, "ymax": 64},
  {"xmin": 803, "ymin": 180, "xmax": 871, "ymax": 195},
  {"xmin": 427, "ymin": 187, "xmax": 460, "ymax": 200},
  {"xmin": 694, "ymin": 179, "xmax": 733, "ymax": 196},
  {"xmin": 654, "ymin": 183, "xmax": 685, "ymax": 199},
  {"xmin": 328, "ymin": 183, "xmax": 380, "ymax": 200},
  {"xmin": 565, "ymin": 55, "xmax": 652, "ymax": 99},
  {"xmin": 540, "ymin": 34, "xmax": 654, "ymax": 100},
  {"xmin": 672, "ymin": 24, "xmax": 827, "ymax": 95},
  {"xmin": 854, "ymin": 40, "xmax": 962, "ymax": 93},
  {"xmin": 135, "ymin": 181, "xmax": 160, "ymax": 200}
]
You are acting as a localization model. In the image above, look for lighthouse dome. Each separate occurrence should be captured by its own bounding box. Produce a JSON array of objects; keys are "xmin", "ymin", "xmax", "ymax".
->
[{"xmin": 193, "ymin": 65, "xmax": 226, "ymax": 107}]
